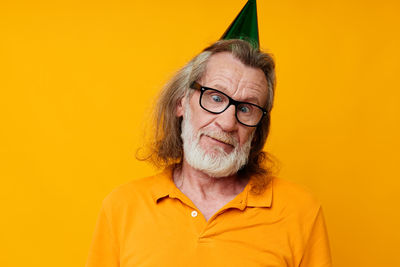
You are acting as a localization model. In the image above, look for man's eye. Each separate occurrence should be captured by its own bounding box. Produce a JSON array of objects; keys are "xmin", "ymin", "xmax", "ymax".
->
[
  {"xmin": 239, "ymin": 106, "xmax": 250, "ymax": 113},
  {"xmin": 211, "ymin": 95, "xmax": 223, "ymax": 102}
]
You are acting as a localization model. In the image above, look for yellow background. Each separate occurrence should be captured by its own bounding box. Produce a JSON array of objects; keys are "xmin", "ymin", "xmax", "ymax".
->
[{"xmin": 1, "ymin": 0, "xmax": 399, "ymax": 266}]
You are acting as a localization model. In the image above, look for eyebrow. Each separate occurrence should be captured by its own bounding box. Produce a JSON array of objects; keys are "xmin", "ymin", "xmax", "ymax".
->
[{"xmin": 209, "ymin": 83, "xmax": 262, "ymax": 106}]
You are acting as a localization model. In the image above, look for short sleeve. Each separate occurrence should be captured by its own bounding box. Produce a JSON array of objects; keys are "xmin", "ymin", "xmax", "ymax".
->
[
  {"xmin": 85, "ymin": 201, "xmax": 120, "ymax": 267},
  {"xmin": 299, "ymin": 207, "xmax": 333, "ymax": 267}
]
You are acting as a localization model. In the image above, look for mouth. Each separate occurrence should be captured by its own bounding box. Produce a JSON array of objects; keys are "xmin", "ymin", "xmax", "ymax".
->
[{"xmin": 203, "ymin": 134, "xmax": 235, "ymax": 148}]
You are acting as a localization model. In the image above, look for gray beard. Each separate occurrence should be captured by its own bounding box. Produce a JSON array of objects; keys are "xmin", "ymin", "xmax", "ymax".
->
[{"xmin": 180, "ymin": 102, "xmax": 254, "ymax": 178}]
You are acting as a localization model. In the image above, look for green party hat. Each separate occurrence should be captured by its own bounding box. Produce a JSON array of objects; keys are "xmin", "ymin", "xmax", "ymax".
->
[{"xmin": 220, "ymin": 0, "xmax": 259, "ymax": 49}]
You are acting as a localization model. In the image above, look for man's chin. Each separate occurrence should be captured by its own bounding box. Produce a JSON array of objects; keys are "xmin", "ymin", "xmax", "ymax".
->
[
  {"xmin": 199, "ymin": 143, "xmax": 233, "ymax": 157},
  {"xmin": 203, "ymin": 149, "xmax": 227, "ymax": 159}
]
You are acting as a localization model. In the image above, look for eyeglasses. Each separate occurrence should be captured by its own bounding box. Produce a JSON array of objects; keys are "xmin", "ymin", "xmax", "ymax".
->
[{"xmin": 190, "ymin": 81, "xmax": 267, "ymax": 127}]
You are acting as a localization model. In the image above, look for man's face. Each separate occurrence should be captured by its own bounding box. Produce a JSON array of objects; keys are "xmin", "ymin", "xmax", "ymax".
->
[{"xmin": 177, "ymin": 52, "xmax": 268, "ymax": 176}]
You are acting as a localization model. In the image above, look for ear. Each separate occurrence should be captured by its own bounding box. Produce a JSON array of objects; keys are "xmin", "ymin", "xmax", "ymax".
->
[{"xmin": 176, "ymin": 96, "xmax": 185, "ymax": 117}]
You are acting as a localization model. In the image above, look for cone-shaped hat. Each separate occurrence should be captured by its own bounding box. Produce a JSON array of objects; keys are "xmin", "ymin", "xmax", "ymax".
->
[{"xmin": 220, "ymin": 0, "xmax": 259, "ymax": 49}]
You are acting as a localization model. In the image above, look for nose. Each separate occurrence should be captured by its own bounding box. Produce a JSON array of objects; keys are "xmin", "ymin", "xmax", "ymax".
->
[{"xmin": 214, "ymin": 105, "xmax": 238, "ymax": 132}]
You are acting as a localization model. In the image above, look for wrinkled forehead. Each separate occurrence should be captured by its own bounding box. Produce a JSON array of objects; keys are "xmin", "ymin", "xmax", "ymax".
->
[{"xmin": 200, "ymin": 52, "xmax": 269, "ymax": 106}]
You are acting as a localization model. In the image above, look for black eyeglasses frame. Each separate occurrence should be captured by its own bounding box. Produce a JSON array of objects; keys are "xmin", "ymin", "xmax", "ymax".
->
[{"xmin": 190, "ymin": 81, "xmax": 267, "ymax": 127}]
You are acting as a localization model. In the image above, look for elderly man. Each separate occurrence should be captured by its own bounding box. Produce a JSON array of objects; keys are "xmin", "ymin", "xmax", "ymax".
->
[{"xmin": 86, "ymin": 1, "xmax": 332, "ymax": 266}]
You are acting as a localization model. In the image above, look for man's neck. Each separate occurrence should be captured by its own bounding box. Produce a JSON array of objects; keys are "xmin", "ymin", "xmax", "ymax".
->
[{"xmin": 173, "ymin": 160, "xmax": 249, "ymax": 203}]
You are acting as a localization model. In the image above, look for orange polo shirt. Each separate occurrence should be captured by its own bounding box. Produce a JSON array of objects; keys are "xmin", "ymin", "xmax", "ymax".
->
[{"xmin": 86, "ymin": 168, "xmax": 332, "ymax": 267}]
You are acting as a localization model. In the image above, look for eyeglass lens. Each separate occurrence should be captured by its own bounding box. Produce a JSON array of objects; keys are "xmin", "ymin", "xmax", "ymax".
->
[{"xmin": 201, "ymin": 89, "xmax": 263, "ymax": 126}]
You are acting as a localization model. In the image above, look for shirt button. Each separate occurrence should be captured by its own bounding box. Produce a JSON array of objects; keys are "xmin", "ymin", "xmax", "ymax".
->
[{"xmin": 191, "ymin": 210, "xmax": 198, "ymax": 217}]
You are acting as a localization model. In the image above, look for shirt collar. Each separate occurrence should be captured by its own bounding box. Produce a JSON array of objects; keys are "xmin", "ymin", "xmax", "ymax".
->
[
  {"xmin": 150, "ymin": 166, "xmax": 176, "ymax": 203},
  {"xmin": 245, "ymin": 175, "xmax": 273, "ymax": 208},
  {"xmin": 150, "ymin": 166, "xmax": 273, "ymax": 208}
]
